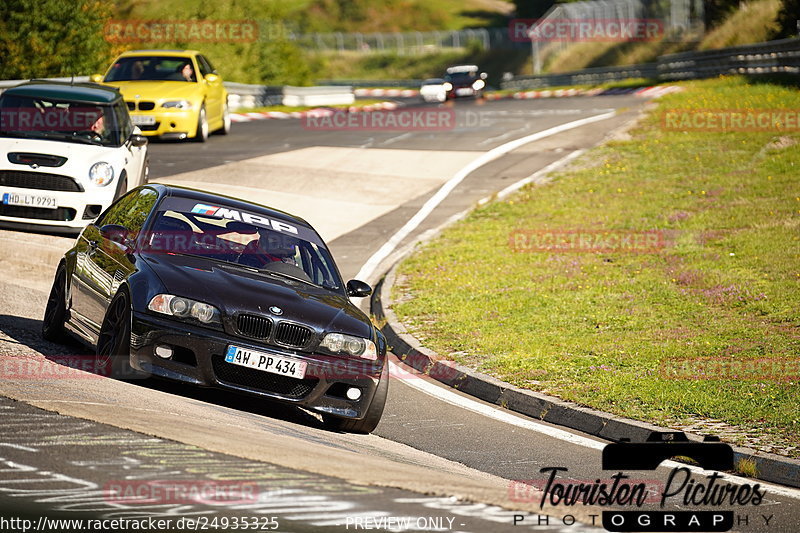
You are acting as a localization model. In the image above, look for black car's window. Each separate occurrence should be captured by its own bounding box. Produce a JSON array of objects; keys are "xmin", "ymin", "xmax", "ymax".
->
[
  {"xmin": 144, "ymin": 209, "xmax": 343, "ymax": 291},
  {"xmin": 445, "ymin": 72, "xmax": 476, "ymax": 83},
  {"xmin": 0, "ymin": 94, "xmax": 124, "ymax": 147},
  {"xmin": 98, "ymin": 188, "xmax": 158, "ymax": 236},
  {"xmin": 105, "ymin": 56, "xmax": 197, "ymax": 82}
]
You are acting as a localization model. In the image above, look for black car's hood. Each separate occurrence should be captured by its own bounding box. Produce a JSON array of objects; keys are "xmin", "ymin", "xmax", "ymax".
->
[{"xmin": 143, "ymin": 253, "xmax": 371, "ymax": 338}]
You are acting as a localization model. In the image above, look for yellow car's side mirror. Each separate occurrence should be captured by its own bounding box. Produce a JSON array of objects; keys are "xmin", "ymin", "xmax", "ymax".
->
[
  {"xmin": 90, "ymin": 74, "xmax": 104, "ymax": 83},
  {"xmin": 204, "ymin": 73, "xmax": 220, "ymax": 83}
]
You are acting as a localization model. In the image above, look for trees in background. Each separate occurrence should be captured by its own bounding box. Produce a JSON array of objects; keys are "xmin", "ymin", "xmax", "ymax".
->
[{"xmin": 0, "ymin": 0, "xmax": 112, "ymax": 79}]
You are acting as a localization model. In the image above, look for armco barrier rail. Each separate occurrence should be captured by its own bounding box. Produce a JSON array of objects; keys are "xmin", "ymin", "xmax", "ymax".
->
[
  {"xmin": 503, "ymin": 37, "xmax": 800, "ymax": 90},
  {"xmin": 0, "ymin": 79, "xmax": 349, "ymax": 110}
]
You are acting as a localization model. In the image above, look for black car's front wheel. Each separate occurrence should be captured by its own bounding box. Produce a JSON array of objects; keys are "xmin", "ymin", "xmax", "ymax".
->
[
  {"xmin": 97, "ymin": 290, "xmax": 133, "ymax": 377},
  {"xmin": 324, "ymin": 363, "xmax": 389, "ymax": 434},
  {"xmin": 42, "ymin": 264, "xmax": 68, "ymax": 342}
]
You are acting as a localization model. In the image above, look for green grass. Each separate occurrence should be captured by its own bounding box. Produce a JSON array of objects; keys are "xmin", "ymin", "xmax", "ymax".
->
[
  {"xmin": 699, "ymin": 0, "xmax": 782, "ymax": 50},
  {"xmin": 392, "ymin": 76, "xmax": 800, "ymax": 454}
]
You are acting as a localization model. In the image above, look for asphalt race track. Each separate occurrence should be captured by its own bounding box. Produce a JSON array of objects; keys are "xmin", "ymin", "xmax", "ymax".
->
[{"xmin": 1, "ymin": 95, "xmax": 798, "ymax": 532}]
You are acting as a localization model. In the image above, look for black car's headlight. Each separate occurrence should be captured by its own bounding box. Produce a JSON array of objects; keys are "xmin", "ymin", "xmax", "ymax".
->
[
  {"xmin": 147, "ymin": 294, "xmax": 221, "ymax": 327},
  {"xmin": 319, "ymin": 333, "xmax": 377, "ymax": 360}
]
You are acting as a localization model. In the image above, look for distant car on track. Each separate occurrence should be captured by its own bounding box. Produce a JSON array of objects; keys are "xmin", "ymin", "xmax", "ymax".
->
[
  {"xmin": 442, "ymin": 65, "xmax": 487, "ymax": 100},
  {"xmin": 420, "ymin": 78, "xmax": 447, "ymax": 103},
  {"xmin": 42, "ymin": 184, "xmax": 388, "ymax": 433},
  {"xmin": 0, "ymin": 81, "xmax": 148, "ymax": 234},
  {"xmin": 93, "ymin": 50, "xmax": 230, "ymax": 142}
]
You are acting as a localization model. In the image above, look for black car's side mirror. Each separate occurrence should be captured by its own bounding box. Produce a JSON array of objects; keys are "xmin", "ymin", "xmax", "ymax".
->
[
  {"xmin": 346, "ymin": 279, "xmax": 372, "ymax": 297},
  {"xmin": 480, "ymin": 72, "xmax": 488, "ymax": 80},
  {"xmin": 100, "ymin": 224, "xmax": 134, "ymax": 252},
  {"xmin": 130, "ymin": 134, "xmax": 148, "ymax": 147}
]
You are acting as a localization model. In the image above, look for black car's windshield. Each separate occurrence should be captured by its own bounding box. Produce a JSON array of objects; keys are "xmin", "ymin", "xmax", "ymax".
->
[
  {"xmin": 445, "ymin": 72, "xmax": 476, "ymax": 83},
  {"xmin": 0, "ymin": 94, "xmax": 124, "ymax": 147},
  {"xmin": 143, "ymin": 209, "xmax": 343, "ymax": 291},
  {"xmin": 105, "ymin": 56, "xmax": 197, "ymax": 82}
]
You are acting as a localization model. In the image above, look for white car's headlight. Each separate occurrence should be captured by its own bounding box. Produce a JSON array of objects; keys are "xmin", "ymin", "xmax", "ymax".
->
[
  {"xmin": 472, "ymin": 79, "xmax": 485, "ymax": 90},
  {"xmin": 162, "ymin": 100, "xmax": 192, "ymax": 109},
  {"xmin": 148, "ymin": 294, "xmax": 221, "ymax": 326},
  {"xmin": 319, "ymin": 332, "xmax": 377, "ymax": 360},
  {"xmin": 88, "ymin": 162, "xmax": 114, "ymax": 186},
  {"xmin": 443, "ymin": 82, "xmax": 453, "ymax": 91}
]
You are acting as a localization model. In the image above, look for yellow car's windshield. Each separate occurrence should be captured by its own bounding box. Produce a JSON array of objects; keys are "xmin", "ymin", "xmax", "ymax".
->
[{"xmin": 105, "ymin": 56, "xmax": 197, "ymax": 83}]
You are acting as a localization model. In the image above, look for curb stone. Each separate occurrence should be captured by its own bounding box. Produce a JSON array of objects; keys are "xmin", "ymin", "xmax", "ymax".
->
[{"xmin": 367, "ymin": 135, "xmax": 800, "ymax": 489}]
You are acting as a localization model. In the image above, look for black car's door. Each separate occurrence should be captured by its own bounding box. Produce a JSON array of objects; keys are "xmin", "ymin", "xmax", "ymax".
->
[{"xmin": 70, "ymin": 187, "xmax": 158, "ymax": 341}]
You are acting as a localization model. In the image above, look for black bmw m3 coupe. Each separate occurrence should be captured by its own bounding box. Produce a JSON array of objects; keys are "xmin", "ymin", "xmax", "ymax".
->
[{"xmin": 42, "ymin": 184, "xmax": 388, "ymax": 433}]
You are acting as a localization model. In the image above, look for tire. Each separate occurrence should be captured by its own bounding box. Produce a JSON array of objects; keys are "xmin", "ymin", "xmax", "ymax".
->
[
  {"xmin": 42, "ymin": 264, "xmax": 68, "ymax": 342},
  {"xmin": 219, "ymin": 101, "xmax": 231, "ymax": 135},
  {"xmin": 194, "ymin": 105, "xmax": 209, "ymax": 142},
  {"xmin": 324, "ymin": 363, "xmax": 389, "ymax": 434},
  {"xmin": 96, "ymin": 290, "xmax": 132, "ymax": 378}
]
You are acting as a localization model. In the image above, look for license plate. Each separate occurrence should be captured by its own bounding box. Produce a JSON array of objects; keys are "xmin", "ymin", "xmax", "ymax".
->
[
  {"xmin": 225, "ymin": 345, "xmax": 306, "ymax": 379},
  {"xmin": 131, "ymin": 115, "xmax": 156, "ymax": 126},
  {"xmin": 2, "ymin": 192, "xmax": 57, "ymax": 209},
  {"xmin": 456, "ymin": 88, "xmax": 474, "ymax": 96}
]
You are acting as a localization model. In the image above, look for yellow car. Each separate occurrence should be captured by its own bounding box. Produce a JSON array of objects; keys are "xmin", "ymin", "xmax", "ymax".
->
[{"xmin": 92, "ymin": 50, "xmax": 230, "ymax": 142}]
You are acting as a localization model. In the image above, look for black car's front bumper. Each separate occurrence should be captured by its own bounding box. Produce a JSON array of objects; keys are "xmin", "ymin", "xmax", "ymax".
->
[{"xmin": 130, "ymin": 312, "xmax": 384, "ymax": 419}]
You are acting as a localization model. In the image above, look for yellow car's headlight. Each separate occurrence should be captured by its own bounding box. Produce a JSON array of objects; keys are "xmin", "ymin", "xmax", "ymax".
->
[{"xmin": 162, "ymin": 100, "xmax": 192, "ymax": 109}]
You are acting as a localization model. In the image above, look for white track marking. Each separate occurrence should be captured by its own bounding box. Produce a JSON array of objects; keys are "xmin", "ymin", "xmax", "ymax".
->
[{"xmin": 355, "ymin": 111, "xmax": 616, "ymax": 283}]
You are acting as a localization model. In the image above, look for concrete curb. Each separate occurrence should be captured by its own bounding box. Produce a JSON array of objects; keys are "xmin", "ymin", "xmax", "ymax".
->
[{"xmin": 368, "ymin": 159, "xmax": 800, "ymax": 491}]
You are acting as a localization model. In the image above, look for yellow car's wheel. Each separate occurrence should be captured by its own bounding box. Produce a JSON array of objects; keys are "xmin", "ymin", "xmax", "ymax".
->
[{"xmin": 194, "ymin": 105, "xmax": 209, "ymax": 143}]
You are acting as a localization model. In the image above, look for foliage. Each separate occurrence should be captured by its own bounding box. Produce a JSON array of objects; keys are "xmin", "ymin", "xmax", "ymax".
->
[
  {"xmin": 775, "ymin": 0, "xmax": 800, "ymax": 37},
  {"xmin": 0, "ymin": 0, "xmax": 113, "ymax": 79}
]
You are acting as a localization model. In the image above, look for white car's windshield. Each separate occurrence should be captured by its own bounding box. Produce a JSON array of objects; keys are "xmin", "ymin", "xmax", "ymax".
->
[{"xmin": 0, "ymin": 94, "xmax": 125, "ymax": 147}]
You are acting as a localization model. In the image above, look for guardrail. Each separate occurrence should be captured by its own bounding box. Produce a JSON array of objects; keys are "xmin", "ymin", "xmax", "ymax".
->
[
  {"xmin": 503, "ymin": 37, "xmax": 800, "ymax": 90},
  {"xmin": 502, "ymin": 63, "xmax": 658, "ymax": 90},
  {"xmin": 0, "ymin": 78, "xmax": 352, "ymax": 110}
]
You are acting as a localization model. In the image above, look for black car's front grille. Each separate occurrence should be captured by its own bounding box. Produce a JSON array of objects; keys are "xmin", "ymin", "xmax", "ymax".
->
[
  {"xmin": 211, "ymin": 355, "xmax": 317, "ymax": 398},
  {"xmin": 138, "ymin": 101, "xmax": 156, "ymax": 111},
  {"xmin": 275, "ymin": 322, "xmax": 313, "ymax": 348},
  {"xmin": 0, "ymin": 205, "xmax": 75, "ymax": 221},
  {"xmin": 236, "ymin": 314, "xmax": 273, "ymax": 340},
  {"xmin": 0, "ymin": 170, "xmax": 82, "ymax": 192}
]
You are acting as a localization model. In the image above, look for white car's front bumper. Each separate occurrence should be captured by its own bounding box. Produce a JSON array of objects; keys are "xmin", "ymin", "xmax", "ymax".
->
[{"xmin": 0, "ymin": 174, "xmax": 116, "ymax": 233}]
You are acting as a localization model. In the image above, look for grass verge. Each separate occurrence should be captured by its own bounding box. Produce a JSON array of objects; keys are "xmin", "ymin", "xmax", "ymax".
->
[{"xmin": 392, "ymin": 76, "xmax": 800, "ymax": 456}]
